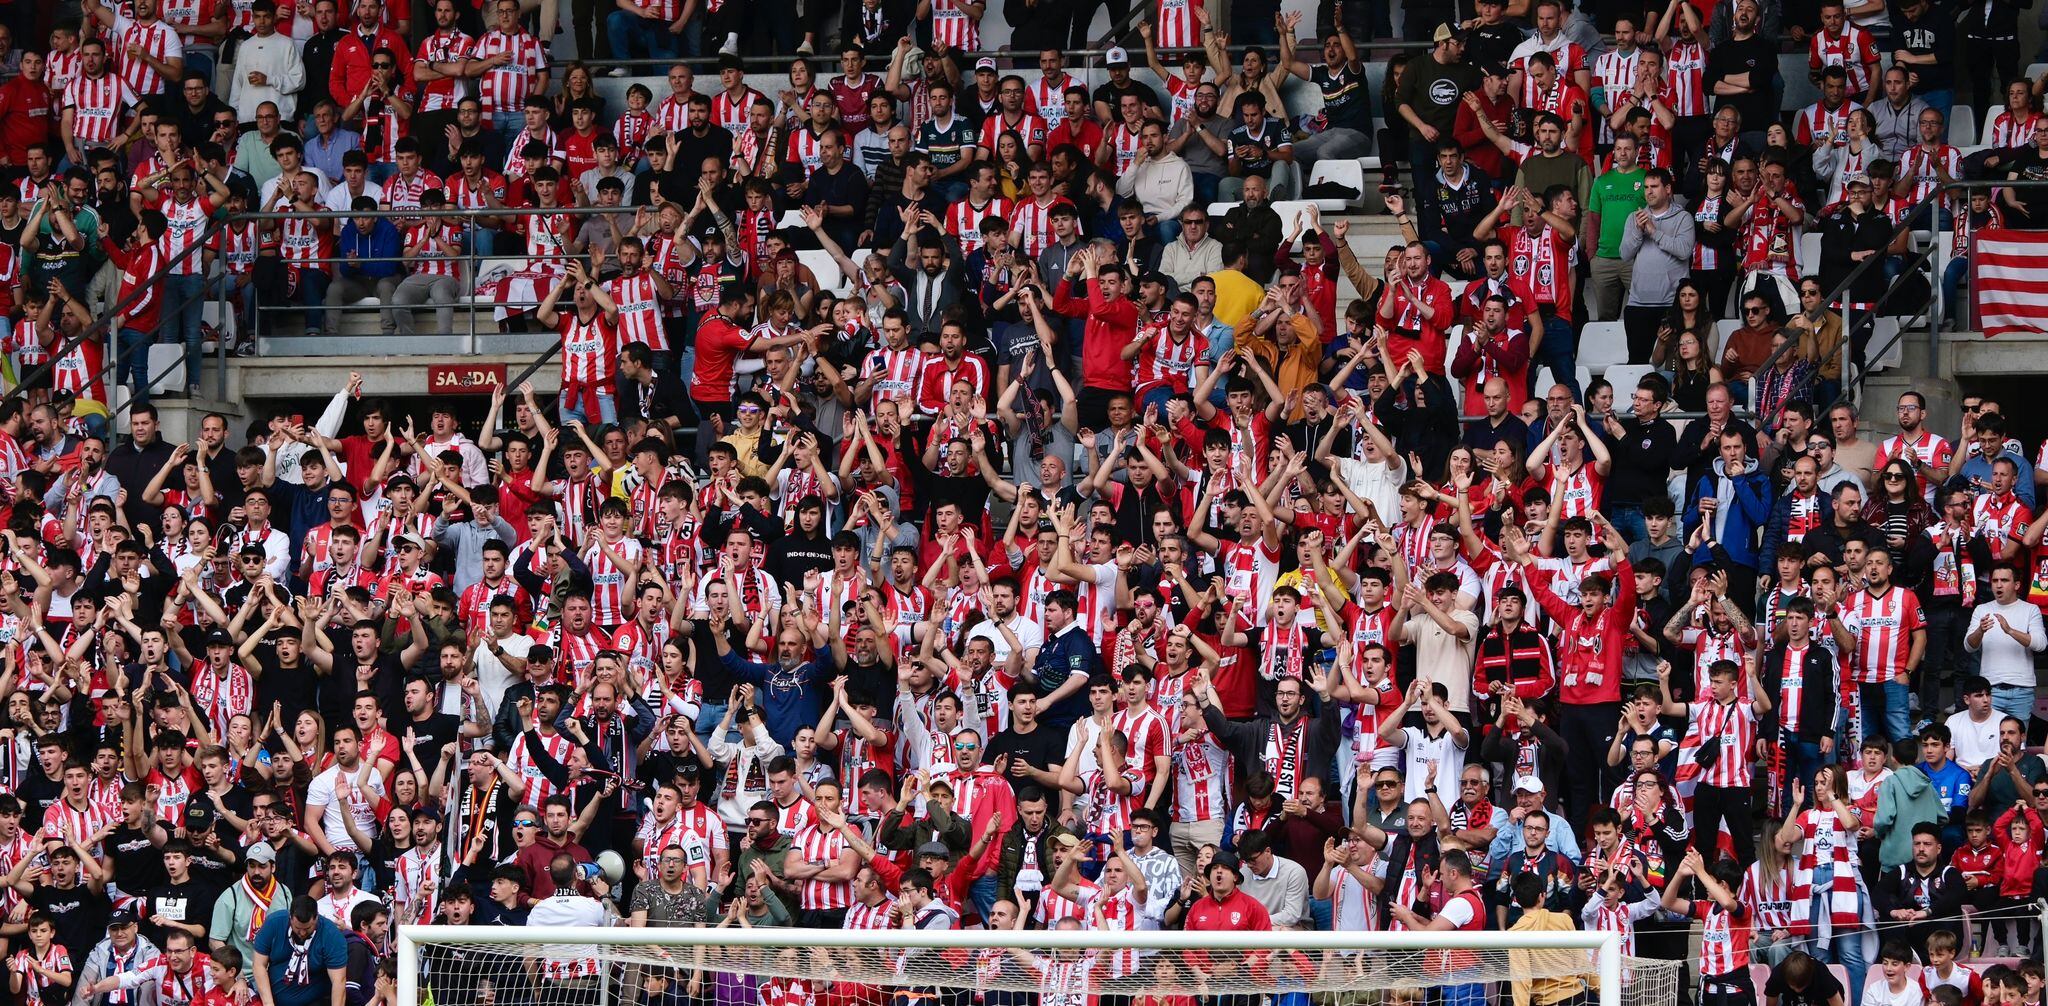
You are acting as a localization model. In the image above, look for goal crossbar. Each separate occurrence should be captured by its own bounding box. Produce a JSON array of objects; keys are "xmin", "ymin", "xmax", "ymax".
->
[{"xmin": 399, "ymin": 924, "xmax": 1627, "ymax": 1006}]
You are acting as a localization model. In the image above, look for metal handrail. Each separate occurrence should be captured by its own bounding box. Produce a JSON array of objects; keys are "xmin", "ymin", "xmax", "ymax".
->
[{"xmin": 5, "ymin": 212, "xmax": 229, "ymax": 414}]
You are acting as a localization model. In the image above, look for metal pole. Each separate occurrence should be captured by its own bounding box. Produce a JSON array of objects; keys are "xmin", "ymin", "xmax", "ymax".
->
[
  {"xmin": 400, "ymin": 924, "xmax": 1616, "ymax": 952},
  {"xmin": 467, "ymin": 231, "xmax": 480, "ymax": 353}
]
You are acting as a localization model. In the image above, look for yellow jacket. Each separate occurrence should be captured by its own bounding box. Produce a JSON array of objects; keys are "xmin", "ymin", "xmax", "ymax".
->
[{"xmin": 1507, "ymin": 909, "xmax": 1594, "ymax": 1006}]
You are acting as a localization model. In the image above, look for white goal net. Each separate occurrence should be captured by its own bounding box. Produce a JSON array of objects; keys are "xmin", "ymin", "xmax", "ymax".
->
[{"xmin": 400, "ymin": 926, "xmax": 1684, "ymax": 1006}]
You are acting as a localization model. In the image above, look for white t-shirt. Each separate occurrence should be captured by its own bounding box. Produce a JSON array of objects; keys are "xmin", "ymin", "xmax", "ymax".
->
[
  {"xmin": 966, "ymin": 613, "xmax": 1044, "ymax": 669},
  {"xmin": 305, "ymin": 762, "xmax": 387, "ymax": 851},
  {"xmin": 1943, "ymin": 709, "xmax": 2002, "ymax": 773},
  {"xmin": 1861, "ymin": 978, "xmax": 1924, "ymax": 1006},
  {"xmin": 1398, "ymin": 725, "xmax": 1467, "ymax": 808}
]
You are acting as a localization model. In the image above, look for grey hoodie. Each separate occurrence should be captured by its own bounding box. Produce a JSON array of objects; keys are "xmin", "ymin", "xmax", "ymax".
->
[{"xmin": 1619, "ymin": 197, "xmax": 1697, "ymax": 308}]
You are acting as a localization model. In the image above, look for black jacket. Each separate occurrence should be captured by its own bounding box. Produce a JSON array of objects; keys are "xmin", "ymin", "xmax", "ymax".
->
[
  {"xmin": 1759, "ymin": 641, "xmax": 1837, "ymax": 739},
  {"xmin": 1606, "ymin": 415, "xmax": 1678, "ymax": 506},
  {"xmin": 1872, "ymin": 863, "xmax": 1967, "ymax": 939},
  {"xmin": 1818, "ymin": 204, "xmax": 1893, "ymax": 306},
  {"xmin": 1201, "ymin": 700, "xmax": 1343, "ymax": 796}
]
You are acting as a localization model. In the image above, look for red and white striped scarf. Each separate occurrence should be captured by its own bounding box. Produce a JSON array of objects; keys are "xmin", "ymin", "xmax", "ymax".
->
[{"xmin": 1789, "ymin": 808, "xmax": 1860, "ymax": 935}]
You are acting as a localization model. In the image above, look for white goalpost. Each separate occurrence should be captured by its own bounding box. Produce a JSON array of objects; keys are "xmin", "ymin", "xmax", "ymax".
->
[{"xmin": 399, "ymin": 924, "xmax": 1682, "ymax": 1006}]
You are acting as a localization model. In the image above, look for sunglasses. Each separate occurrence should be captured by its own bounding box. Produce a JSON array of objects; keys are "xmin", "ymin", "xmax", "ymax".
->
[
  {"xmin": 1885, "ymin": 473, "xmax": 1908, "ymax": 481},
  {"xmin": 1745, "ymin": 307, "xmax": 1769, "ymax": 315},
  {"xmin": 513, "ymin": 819, "xmax": 538, "ymax": 827},
  {"xmin": 1375, "ymin": 780, "xmax": 1401, "ymax": 788}
]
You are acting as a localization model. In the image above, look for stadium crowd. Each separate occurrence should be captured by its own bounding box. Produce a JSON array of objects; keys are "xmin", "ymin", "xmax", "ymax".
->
[{"xmin": 0, "ymin": 1, "xmax": 2045, "ymax": 1006}]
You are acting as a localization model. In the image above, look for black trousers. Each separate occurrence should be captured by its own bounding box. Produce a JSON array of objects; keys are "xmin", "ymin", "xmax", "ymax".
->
[
  {"xmin": 1559, "ymin": 701, "xmax": 1621, "ymax": 828},
  {"xmin": 1622, "ymin": 304, "xmax": 1669, "ymax": 366},
  {"xmin": 1691, "ymin": 782, "xmax": 1755, "ymax": 865}
]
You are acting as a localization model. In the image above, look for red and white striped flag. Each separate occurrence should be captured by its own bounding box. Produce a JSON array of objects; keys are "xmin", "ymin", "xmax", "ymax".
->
[{"xmin": 1973, "ymin": 227, "xmax": 2048, "ymax": 336}]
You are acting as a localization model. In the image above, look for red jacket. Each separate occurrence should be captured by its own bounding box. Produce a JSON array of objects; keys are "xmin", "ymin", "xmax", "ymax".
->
[
  {"xmin": 328, "ymin": 26, "xmax": 415, "ymax": 115},
  {"xmin": 1052, "ymin": 275, "xmax": 1137, "ymax": 393},
  {"xmin": 103, "ymin": 237, "xmax": 167, "ymax": 332},
  {"xmin": 1526, "ymin": 559, "xmax": 1636, "ymax": 705},
  {"xmin": 0, "ymin": 76, "xmax": 57, "ymax": 167}
]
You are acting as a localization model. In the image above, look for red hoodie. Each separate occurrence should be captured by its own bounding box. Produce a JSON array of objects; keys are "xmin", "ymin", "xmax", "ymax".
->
[
  {"xmin": 1053, "ymin": 275, "xmax": 1138, "ymax": 393},
  {"xmin": 1526, "ymin": 559, "xmax": 1636, "ymax": 705}
]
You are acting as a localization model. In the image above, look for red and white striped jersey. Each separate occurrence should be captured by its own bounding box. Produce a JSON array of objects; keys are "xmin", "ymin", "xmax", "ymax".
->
[
  {"xmin": 36, "ymin": 797, "xmax": 115, "ymax": 849},
  {"xmin": 1172, "ymin": 732, "xmax": 1229, "ymax": 823},
  {"xmin": 1028, "ymin": 73, "xmax": 1077, "ymax": 126},
  {"xmin": 502, "ymin": 124, "xmax": 564, "ymax": 180},
  {"xmin": 1840, "ymin": 585, "xmax": 1925, "ymax": 684},
  {"xmin": 1808, "ymin": 25, "xmax": 1879, "ymax": 93},
  {"xmin": 471, "ymin": 30, "xmax": 547, "ymax": 115},
  {"xmin": 1081, "ymin": 762, "xmax": 1142, "ymax": 835},
  {"xmin": 404, "ymin": 221, "xmax": 461, "ymax": 277},
  {"xmin": 155, "ymin": 193, "xmax": 215, "ymax": 277},
  {"xmin": 714, "ymin": 87, "xmax": 765, "ymax": 135},
  {"xmin": 845, "ymin": 897, "xmax": 896, "ymax": 930},
  {"xmin": 5, "ymin": 320, "xmax": 49, "ymax": 374},
  {"xmin": 1106, "ymin": 122, "xmax": 1143, "ymax": 176},
  {"xmin": 1795, "ymin": 99, "xmax": 1863, "ymax": 148},
  {"xmin": 606, "ymin": 270, "xmax": 667, "ymax": 351},
  {"xmin": 1990, "ymin": 109, "xmax": 2043, "ymax": 149},
  {"xmin": 279, "ymin": 214, "xmax": 332, "ymax": 273},
  {"xmin": 1663, "ymin": 41, "xmax": 1707, "ymax": 117},
  {"xmin": 1164, "ymin": 75, "xmax": 1197, "ymax": 124},
  {"xmin": 413, "ymin": 30, "xmax": 474, "ymax": 111},
  {"xmin": 614, "ymin": 110, "xmax": 654, "ymax": 162},
  {"xmin": 1687, "ymin": 898, "xmax": 1750, "ymax": 978},
  {"xmin": 391, "ymin": 843, "xmax": 443, "ymax": 925},
  {"xmin": 1110, "ymin": 704, "xmax": 1167, "ymax": 786},
  {"xmin": 15, "ymin": 174, "xmax": 53, "ymax": 204},
  {"xmin": 1875, "ymin": 432, "xmax": 1953, "ymax": 502},
  {"xmin": 209, "ymin": 219, "xmax": 260, "ymax": 275},
  {"xmin": 1009, "ymin": 195, "xmax": 1068, "ymax": 259},
  {"xmin": 1130, "ymin": 326, "xmax": 1207, "ymax": 399},
  {"xmin": 787, "ymin": 127, "xmax": 827, "ymax": 177},
  {"xmin": 1153, "ymin": 0, "xmax": 1200, "ymax": 47},
  {"xmin": 793, "ymin": 824, "xmax": 854, "ymax": 911},
  {"xmin": 978, "ymin": 111, "xmax": 1048, "ymax": 154},
  {"xmin": 112, "ymin": 13, "xmax": 182, "ymax": 96},
  {"xmin": 10, "ymin": 945, "xmax": 71, "ymax": 1006},
  {"xmin": 1512, "ymin": 39, "xmax": 1586, "ymax": 105},
  {"xmin": 45, "ymin": 51, "xmax": 82, "ymax": 95},
  {"xmin": 510, "ymin": 730, "xmax": 574, "ymax": 803},
  {"xmin": 927, "ymin": 0, "xmax": 979, "ymax": 48},
  {"xmin": 773, "ymin": 798, "xmax": 817, "ymax": 839},
  {"xmin": 191, "ymin": 663, "xmax": 254, "ymax": 739},
  {"xmin": 160, "ymin": 0, "xmax": 220, "ymax": 45},
  {"xmin": 63, "ymin": 73, "xmax": 135, "ymax": 147},
  {"xmin": 653, "ymin": 93, "xmax": 691, "ymax": 134},
  {"xmin": 945, "ymin": 196, "xmax": 1012, "ymax": 255},
  {"xmin": 580, "ymin": 535, "xmax": 643, "ymax": 626},
  {"xmin": 444, "ymin": 169, "xmax": 505, "ymax": 210},
  {"xmin": 557, "ymin": 308, "xmax": 619, "ymax": 390},
  {"xmin": 860, "ymin": 345, "xmax": 927, "ymax": 408},
  {"xmin": 47, "ymin": 333, "xmax": 103, "ymax": 407},
  {"xmin": 1898, "ymin": 143, "xmax": 1961, "ymax": 204}
]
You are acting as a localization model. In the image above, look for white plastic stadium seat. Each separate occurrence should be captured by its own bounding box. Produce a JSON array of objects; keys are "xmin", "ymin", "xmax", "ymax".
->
[
  {"xmin": 796, "ymin": 250, "xmax": 844, "ymax": 295},
  {"xmin": 776, "ymin": 209, "xmax": 807, "ymax": 230},
  {"xmin": 1207, "ymin": 201, "xmax": 1241, "ymax": 217},
  {"xmin": 1605, "ymin": 364, "xmax": 1657, "ymax": 400},
  {"xmin": 1948, "ymin": 105, "xmax": 1978, "ymax": 148},
  {"xmin": 1577, "ymin": 321, "xmax": 1629, "ymax": 374},
  {"xmin": 201, "ymin": 299, "xmax": 236, "ymax": 346},
  {"xmin": 1867, "ymin": 317, "xmax": 1903, "ymax": 372},
  {"xmin": 1713, "ymin": 319, "xmax": 1741, "ymax": 359},
  {"xmin": 1268, "ymin": 200, "xmax": 1317, "ymax": 230},
  {"xmin": 1799, "ymin": 233, "xmax": 1822, "ymax": 280},
  {"xmin": 145, "ymin": 344, "xmax": 186, "ymax": 395},
  {"xmin": 1305, "ymin": 159, "xmax": 1367, "ymax": 212}
]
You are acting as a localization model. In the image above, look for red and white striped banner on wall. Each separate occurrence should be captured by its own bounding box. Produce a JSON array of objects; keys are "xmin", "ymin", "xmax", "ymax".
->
[{"xmin": 1974, "ymin": 227, "xmax": 2048, "ymax": 336}]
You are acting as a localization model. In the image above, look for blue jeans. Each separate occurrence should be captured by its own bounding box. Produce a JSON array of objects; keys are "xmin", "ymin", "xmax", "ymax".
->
[
  {"xmin": 1992, "ymin": 684, "xmax": 2034, "ymax": 724},
  {"xmin": 166, "ymin": 272, "xmax": 207, "ymax": 389},
  {"xmin": 1534, "ymin": 311, "xmax": 1578, "ymax": 398},
  {"xmin": 694, "ymin": 700, "xmax": 728, "ymax": 746},
  {"xmin": 1192, "ymin": 172, "xmax": 1221, "ymax": 208},
  {"xmin": 1921, "ymin": 90, "xmax": 1956, "ymax": 139},
  {"xmin": 1943, "ymin": 257, "xmax": 1969, "ymax": 327},
  {"xmin": 1307, "ymin": 896, "xmax": 1332, "ymax": 932},
  {"xmin": 560, "ymin": 389, "xmax": 618, "ymax": 426},
  {"xmin": 367, "ymin": 162, "xmax": 396, "ymax": 185},
  {"xmin": 1806, "ymin": 864, "xmax": 1867, "ymax": 1006},
  {"xmin": 932, "ymin": 178, "xmax": 968, "ymax": 204},
  {"xmin": 1883, "ymin": 681, "xmax": 1913, "ymax": 741},
  {"xmin": 298, "ymin": 269, "xmax": 332, "ymax": 335},
  {"xmin": 491, "ymin": 110, "xmax": 524, "ymax": 136},
  {"xmin": 1605, "ymin": 502, "xmax": 1646, "ymax": 545},
  {"xmin": 969, "ymin": 873, "xmax": 997, "ymax": 921},
  {"xmin": 1786, "ymin": 737, "xmax": 1826, "ymax": 812},
  {"xmin": 118, "ymin": 327, "xmax": 151, "ymax": 403},
  {"xmin": 607, "ymin": 10, "xmax": 679, "ymax": 59}
]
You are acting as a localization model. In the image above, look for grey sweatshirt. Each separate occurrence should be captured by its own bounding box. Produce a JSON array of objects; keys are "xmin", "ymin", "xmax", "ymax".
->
[{"xmin": 1618, "ymin": 198, "xmax": 1697, "ymax": 308}]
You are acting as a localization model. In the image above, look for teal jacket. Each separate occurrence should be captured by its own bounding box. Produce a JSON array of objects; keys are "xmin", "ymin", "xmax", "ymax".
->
[{"xmin": 1873, "ymin": 764, "xmax": 1945, "ymax": 870}]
